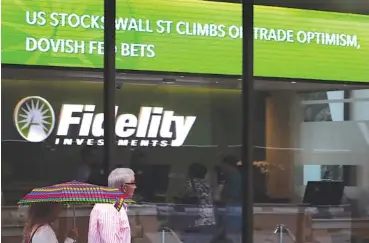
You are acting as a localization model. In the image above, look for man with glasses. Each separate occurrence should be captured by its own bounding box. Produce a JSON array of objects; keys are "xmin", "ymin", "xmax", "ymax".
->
[{"xmin": 88, "ymin": 168, "xmax": 137, "ymax": 243}]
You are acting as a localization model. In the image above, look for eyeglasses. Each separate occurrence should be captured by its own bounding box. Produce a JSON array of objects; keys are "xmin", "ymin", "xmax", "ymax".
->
[{"xmin": 124, "ymin": 182, "xmax": 136, "ymax": 186}]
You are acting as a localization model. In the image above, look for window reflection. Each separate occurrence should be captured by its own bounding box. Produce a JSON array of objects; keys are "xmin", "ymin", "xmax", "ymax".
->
[{"xmin": 1, "ymin": 79, "xmax": 244, "ymax": 205}]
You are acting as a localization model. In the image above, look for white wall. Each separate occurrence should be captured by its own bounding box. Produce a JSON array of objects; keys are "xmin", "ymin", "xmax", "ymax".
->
[
  {"xmin": 295, "ymin": 90, "xmax": 369, "ymax": 201},
  {"xmin": 303, "ymin": 165, "xmax": 322, "ymax": 185},
  {"xmin": 299, "ymin": 121, "xmax": 369, "ymax": 186},
  {"xmin": 266, "ymin": 90, "xmax": 369, "ymax": 202},
  {"xmin": 327, "ymin": 90, "xmax": 344, "ymax": 121},
  {"xmin": 351, "ymin": 89, "xmax": 369, "ymax": 121},
  {"xmin": 299, "ymin": 121, "xmax": 369, "ymax": 165}
]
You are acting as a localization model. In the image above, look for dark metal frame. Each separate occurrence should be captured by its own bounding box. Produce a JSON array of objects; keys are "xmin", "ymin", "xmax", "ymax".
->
[
  {"xmin": 242, "ymin": 0, "xmax": 254, "ymax": 243},
  {"xmin": 103, "ymin": 0, "xmax": 116, "ymax": 175}
]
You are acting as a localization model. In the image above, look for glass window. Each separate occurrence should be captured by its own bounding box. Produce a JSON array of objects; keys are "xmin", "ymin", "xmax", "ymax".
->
[{"xmin": 254, "ymin": 81, "xmax": 369, "ymax": 243}]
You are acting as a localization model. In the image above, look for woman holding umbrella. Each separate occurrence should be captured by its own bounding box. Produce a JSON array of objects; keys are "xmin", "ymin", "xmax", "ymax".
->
[
  {"xmin": 19, "ymin": 180, "xmax": 132, "ymax": 243},
  {"xmin": 23, "ymin": 203, "xmax": 78, "ymax": 243}
]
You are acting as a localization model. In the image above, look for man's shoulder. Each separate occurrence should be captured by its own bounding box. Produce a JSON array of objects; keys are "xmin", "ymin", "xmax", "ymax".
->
[
  {"xmin": 91, "ymin": 203, "xmax": 129, "ymax": 221},
  {"xmin": 92, "ymin": 203, "xmax": 117, "ymax": 213}
]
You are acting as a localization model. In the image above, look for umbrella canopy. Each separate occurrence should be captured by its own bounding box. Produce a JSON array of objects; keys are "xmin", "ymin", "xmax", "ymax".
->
[{"xmin": 18, "ymin": 180, "xmax": 131, "ymax": 211}]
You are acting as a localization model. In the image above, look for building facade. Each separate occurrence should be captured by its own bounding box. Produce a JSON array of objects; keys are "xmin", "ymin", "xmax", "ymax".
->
[{"xmin": 1, "ymin": 0, "xmax": 369, "ymax": 242}]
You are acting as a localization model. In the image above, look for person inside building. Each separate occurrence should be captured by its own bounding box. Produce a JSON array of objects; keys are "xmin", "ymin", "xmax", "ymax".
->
[
  {"xmin": 178, "ymin": 162, "xmax": 216, "ymax": 228},
  {"xmin": 220, "ymin": 155, "xmax": 241, "ymax": 205},
  {"xmin": 171, "ymin": 163, "xmax": 216, "ymax": 243},
  {"xmin": 219, "ymin": 155, "xmax": 242, "ymax": 243}
]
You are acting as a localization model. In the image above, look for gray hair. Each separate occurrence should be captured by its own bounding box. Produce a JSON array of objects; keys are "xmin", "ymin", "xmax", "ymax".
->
[{"xmin": 108, "ymin": 168, "xmax": 135, "ymax": 188}]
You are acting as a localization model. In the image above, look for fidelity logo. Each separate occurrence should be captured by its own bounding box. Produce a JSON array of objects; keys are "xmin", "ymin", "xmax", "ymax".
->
[{"xmin": 14, "ymin": 96, "xmax": 196, "ymax": 147}]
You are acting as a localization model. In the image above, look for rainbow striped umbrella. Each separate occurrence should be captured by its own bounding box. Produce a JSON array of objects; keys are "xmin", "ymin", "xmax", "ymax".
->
[{"xmin": 18, "ymin": 180, "xmax": 131, "ymax": 212}]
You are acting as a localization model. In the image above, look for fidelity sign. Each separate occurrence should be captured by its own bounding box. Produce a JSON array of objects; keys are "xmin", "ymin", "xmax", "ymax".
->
[{"xmin": 14, "ymin": 96, "xmax": 196, "ymax": 147}]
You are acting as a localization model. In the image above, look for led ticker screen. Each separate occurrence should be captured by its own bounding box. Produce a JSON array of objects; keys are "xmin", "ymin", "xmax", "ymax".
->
[{"xmin": 1, "ymin": 0, "xmax": 369, "ymax": 82}]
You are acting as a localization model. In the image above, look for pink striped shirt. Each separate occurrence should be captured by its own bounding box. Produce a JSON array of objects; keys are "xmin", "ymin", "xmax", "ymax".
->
[{"xmin": 88, "ymin": 204, "xmax": 130, "ymax": 243}]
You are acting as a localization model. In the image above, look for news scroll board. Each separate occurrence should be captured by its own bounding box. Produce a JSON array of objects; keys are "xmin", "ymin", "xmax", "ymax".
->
[{"xmin": 1, "ymin": 0, "xmax": 369, "ymax": 82}]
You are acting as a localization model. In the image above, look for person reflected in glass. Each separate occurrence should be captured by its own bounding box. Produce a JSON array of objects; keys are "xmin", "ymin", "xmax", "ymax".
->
[
  {"xmin": 176, "ymin": 163, "xmax": 216, "ymax": 243},
  {"xmin": 76, "ymin": 145, "xmax": 106, "ymax": 186},
  {"xmin": 23, "ymin": 203, "xmax": 78, "ymax": 243},
  {"xmin": 129, "ymin": 149, "xmax": 154, "ymax": 202}
]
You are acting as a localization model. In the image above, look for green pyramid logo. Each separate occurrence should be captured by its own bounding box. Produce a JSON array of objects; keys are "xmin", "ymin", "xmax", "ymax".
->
[{"xmin": 14, "ymin": 96, "xmax": 55, "ymax": 142}]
